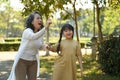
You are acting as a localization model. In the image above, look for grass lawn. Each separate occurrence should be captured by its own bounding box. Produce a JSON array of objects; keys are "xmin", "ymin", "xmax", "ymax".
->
[{"xmin": 40, "ymin": 55, "xmax": 120, "ymax": 80}]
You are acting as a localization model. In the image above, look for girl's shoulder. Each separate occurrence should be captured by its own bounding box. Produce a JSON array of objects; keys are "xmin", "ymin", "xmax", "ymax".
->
[{"xmin": 72, "ymin": 40, "xmax": 80, "ymax": 46}]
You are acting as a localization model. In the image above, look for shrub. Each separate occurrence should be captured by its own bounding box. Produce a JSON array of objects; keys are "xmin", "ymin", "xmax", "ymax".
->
[
  {"xmin": 81, "ymin": 43, "xmax": 85, "ymax": 48},
  {"xmin": 98, "ymin": 37, "xmax": 120, "ymax": 76},
  {"xmin": 0, "ymin": 42, "xmax": 20, "ymax": 51},
  {"xmin": 4, "ymin": 38, "xmax": 21, "ymax": 42}
]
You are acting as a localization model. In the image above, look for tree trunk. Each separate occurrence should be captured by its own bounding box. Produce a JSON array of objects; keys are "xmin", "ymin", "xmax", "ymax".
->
[
  {"xmin": 93, "ymin": 5, "xmax": 96, "ymax": 36},
  {"xmin": 73, "ymin": 0, "xmax": 79, "ymax": 42},
  {"xmin": 94, "ymin": 0, "xmax": 103, "ymax": 43},
  {"xmin": 45, "ymin": 17, "xmax": 50, "ymax": 56}
]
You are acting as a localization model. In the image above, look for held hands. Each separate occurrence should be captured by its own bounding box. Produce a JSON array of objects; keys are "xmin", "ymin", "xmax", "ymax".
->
[
  {"xmin": 44, "ymin": 43, "xmax": 51, "ymax": 51},
  {"xmin": 45, "ymin": 19, "xmax": 52, "ymax": 29}
]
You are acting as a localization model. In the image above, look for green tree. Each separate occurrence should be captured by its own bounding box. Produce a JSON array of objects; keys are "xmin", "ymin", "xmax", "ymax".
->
[
  {"xmin": 92, "ymin": 0, "xmax": 120, "ymax": 42},
  {"xmin": 92, "ymin": 0, "xmax": 104, "ymax": 43},
  {"xmin": 102, "ymin": 8, "xmax": 120, "ymax": 35},
  {"xmin": 82, "ymin": 9, "xmax": 97, "ymax": 37},
  {"xmin": 109, "ymin": 0, "xmax": 120, "ymax": 9},
  {"xmin": 0, "ymin": 0, "xmax": 24, "ymax": 37}
]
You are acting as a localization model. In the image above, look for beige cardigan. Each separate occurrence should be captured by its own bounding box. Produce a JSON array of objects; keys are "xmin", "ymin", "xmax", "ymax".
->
[{"xmin": 7, "ymin": 27, "xmax": 46, "ymax": 80}]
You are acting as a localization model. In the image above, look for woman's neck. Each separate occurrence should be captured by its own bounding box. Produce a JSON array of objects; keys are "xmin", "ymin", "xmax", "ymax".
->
[{"xmin": 34, "ymin": 29, "xmax": 38, "ymax": 33}]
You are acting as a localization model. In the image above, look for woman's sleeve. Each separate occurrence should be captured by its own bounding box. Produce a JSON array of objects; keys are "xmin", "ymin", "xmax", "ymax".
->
[
  {"xmin": 76, "ymin": 42, "xmax": 82, "ymax": 57},
  {"xmin": 23, "ymin": 28, "xmax": 46, "ymax": 40},
  {"xmin": 39, "ymin": 37, "xmax": 45, "ymax": 50}
]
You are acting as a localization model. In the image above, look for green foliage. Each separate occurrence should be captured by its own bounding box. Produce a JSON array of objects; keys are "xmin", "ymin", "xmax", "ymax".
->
[
  {"xmin": 82, "ymin": 7, "xmax": 120, "ymax": 36},
  {"xmin": 98, "ymin": 37, "xmax": 120, "ymax": 76},
  {"xmin": 102, "ymin": 8, "xmax": 120, "ymax": 35},
  {"xmin": 0, "ymin": 42, "xmax": 20, "ymax": 51},
  {"xmin": 0, "ymin": 38, "xmax": 21, "ymax": 51},
  {"xmin": 21, "ymin": 0, "xmax": 70, "ymax": 18},
  {"xmin": 0, "ymin": 0, "xmax": 24, "ymax": 37},
  {"xmin": 109, "ymin": 0, "xmax": 120, "ymax": 9},
  {"xmin": 82, "ymin": 9, "xmax": 98, "ymax": 36},
  {"xmin": 4, "ymin": 38, "xmax": 21, "ymax": 42},
  {"xmin": 21, "ymin": 0, "xmax": 82, "ymax": 20}
]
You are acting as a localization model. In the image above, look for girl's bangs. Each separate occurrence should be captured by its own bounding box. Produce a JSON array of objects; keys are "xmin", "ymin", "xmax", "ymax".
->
[{"xmin": 63, "ymin": 26, "xmax": 73, "ymax": 31}]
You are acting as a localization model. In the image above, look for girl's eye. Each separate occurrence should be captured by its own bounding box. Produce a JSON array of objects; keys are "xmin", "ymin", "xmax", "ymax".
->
[{"xmin": 65, "ymin": 30, "xmax": 68, "ymax": 32}]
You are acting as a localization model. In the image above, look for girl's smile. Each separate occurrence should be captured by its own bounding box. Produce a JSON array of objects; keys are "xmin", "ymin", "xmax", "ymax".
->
[{"xmin": 63, "ymin": 29, "xmax": 73, "ymax": 39}]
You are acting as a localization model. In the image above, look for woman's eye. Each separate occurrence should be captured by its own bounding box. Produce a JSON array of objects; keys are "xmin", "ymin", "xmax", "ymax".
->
[
  {"xmin": 37, "ymin": 17, "xmax": 40, "ymax": 19},
  {"xmin": 37, "ymin": 17, "xmax": 41, "ymax": 20}
]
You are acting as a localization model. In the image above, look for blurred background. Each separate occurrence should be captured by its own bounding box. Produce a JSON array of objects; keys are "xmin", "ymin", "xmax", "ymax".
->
[{"xmin": 0, "ymin": 0, "xmax": 120, "ymax": 80}]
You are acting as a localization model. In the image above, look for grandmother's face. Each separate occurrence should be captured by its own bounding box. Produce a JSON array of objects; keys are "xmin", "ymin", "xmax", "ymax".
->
[{"xmin": 32, "ymin": 13, "xmax": 43, "ymax": 31}]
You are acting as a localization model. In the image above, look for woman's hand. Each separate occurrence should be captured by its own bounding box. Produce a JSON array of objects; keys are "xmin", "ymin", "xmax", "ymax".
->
[
  {"xmin": 44, "ymin": 43, "xmax": 51, "ymax": 50},
  {"xmin": 45, "ymin": 19, "xmax": 52, "ymax": 29}
]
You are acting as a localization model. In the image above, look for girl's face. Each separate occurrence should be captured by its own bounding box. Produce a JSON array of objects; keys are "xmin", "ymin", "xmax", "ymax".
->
[
  {"xmin": 63, "ymin": 29, "xmax": 73, "ymax": 39},
  {"xmin": 32, "ymin": 13, "xmax": 43, "ymax": 31}
]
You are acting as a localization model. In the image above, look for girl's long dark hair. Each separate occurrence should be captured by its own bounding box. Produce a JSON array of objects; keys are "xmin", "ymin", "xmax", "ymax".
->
[
  {"xmin": 25, "ymin": 11, "xmax": 44, "ymax": 31},
  {"xmin": 56, "ymin": 24, "xmax": 74, "ymax": 54}
]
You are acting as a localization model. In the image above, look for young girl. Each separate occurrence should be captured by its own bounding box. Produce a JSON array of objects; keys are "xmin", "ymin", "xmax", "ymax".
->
[
  {"xmin": 47, "ymin": 24, "xmax": 83, "ymax": 80},
  {"xmin": 7, "ymin": 11, "xmax": 52, "ymax": 80}
]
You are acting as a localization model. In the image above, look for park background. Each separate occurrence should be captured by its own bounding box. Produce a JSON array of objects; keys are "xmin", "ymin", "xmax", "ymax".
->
[{"xmin": 0, "ymin": 0, "xmax": 120, "ymax": 80}]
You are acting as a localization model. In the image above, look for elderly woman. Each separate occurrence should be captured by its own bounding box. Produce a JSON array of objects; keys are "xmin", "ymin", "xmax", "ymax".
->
[{"xmin": 7, "ymin": 11, "xmax": 52, "ymax": 80}]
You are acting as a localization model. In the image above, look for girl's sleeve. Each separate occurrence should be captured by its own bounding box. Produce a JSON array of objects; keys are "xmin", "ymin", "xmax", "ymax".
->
[
  {"xmin": 23, "ymin": 28, "xmax": 46, "ymax": 40},
  {"xmin": 76, "ymin": 42, "xmax": 82, "ymax": 57},
  {"xmin": 50, "ymin": 43, "xmax": 58, "ymax": 52}
]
